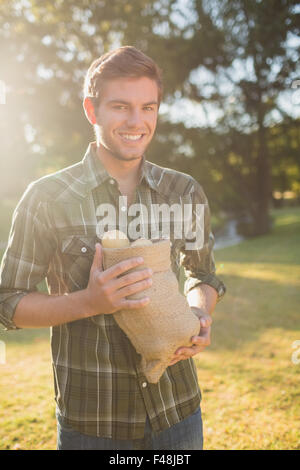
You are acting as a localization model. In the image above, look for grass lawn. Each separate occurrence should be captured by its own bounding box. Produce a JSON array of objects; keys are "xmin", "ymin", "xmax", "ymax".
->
[{"xmin": 0, "ymin": 207, "xmax": 299, "ymax": 450}]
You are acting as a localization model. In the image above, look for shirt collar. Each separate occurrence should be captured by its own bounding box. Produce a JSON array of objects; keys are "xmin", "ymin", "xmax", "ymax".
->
[{"xmin": 82, "ymin": 142, "xmax": 159, "ymax": 193}]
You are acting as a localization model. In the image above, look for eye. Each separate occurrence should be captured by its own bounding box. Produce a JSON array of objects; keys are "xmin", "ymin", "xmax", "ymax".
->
[
  {"xmin": 113, "ymin": 105, "xmax": 127, "ymax": 110},
  {"xmin": 143, "ymin": 106, "xmax": 154, "ymax": 111}
]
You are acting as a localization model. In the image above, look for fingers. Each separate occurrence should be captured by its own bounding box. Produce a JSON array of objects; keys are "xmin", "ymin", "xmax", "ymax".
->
[
  {"xmin": 191, "ymin": 309, "xmax": 212, "ymax": 329},
  {"xmin": 199, "ymin": 316, "xmax": 212, "ymax": 328},
  {"xmin": 116, "ymin": 276, "xmax": 152, "ymax": 300},
  {"xmin": 169, "ymin": 346, "xmax": 202, "ymax": 366},
  {"xmin": 169, "ymin": 349, "xmax": 195, "ymax": 366},
  {"xmin": 111, "ymin": 269, "xmax": 153, "ymax": 289},
  {"xmin": 175, "ymin": 339, "xmax": 209, "ymax": 357},
  {"xmin": 114, "ymin": 268, "xmax": 153, "ymax": 290},
  {"xmin": 100, "ymin": 256, "xmax": 145, "ymax": 282},
  {"xmin": 173, "ymin": 330, "xmax": 211, "ymax": 361},
  {"xmin": 191, "ymin": 327, "xmax": 210, "ymax": 345},
  {"xmin": 119, "ymin": 296, "xmax": 150, "ymax": 309},
  {"xmin": 176, "ymin": 344, "xmax": 206, "ymax": 355}
]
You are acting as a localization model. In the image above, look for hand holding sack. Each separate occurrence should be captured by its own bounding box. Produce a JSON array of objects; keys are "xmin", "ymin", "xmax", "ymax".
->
[{"xmin": 101, "ymin": 232, "xmax": 200, "ymax": 383}]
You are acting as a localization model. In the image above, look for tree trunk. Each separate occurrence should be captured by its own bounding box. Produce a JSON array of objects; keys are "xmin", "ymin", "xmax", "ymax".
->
[{"xmin": 254, "ymin": 108, "xmax": 272, "ymax": 235}]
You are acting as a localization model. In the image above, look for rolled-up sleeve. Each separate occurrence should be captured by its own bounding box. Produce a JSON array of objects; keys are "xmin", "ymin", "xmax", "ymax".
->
[
  {"xmin": 0, "ymin": 183, "xmax": 57, "ymax": 330},
  {"xmin": 180, "ymin": 179, "xmax": 226, "ymax": 302}
]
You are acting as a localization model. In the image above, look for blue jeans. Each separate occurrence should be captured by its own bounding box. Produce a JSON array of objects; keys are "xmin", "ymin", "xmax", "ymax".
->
[{"xmin": 56, "ymin": 407, "xmax": 203, "ymax": 450}]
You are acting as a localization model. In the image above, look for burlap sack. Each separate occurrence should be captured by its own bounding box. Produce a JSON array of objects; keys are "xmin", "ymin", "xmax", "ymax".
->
[{"xmin": 102, "ymin": 239, "xmax": 200, "ymax": 383}]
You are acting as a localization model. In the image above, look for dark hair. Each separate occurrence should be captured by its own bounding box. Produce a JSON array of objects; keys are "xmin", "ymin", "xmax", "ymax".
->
[{"xmin": 84, "ymin": 46, "xmax": 163, "ymax": 106}]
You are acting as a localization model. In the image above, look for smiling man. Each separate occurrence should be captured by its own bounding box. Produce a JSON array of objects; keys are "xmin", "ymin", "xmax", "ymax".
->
[
  {"xmin": 83, "ymin": 71, "xmax": 159, "ymax": 206},
  {"xmin": 0, "ymin": 46, "xmax": 225, "ymax": 450},
  {"xmin": 87, "ymin": 76, "xmax": 158, "ymax": 157}
]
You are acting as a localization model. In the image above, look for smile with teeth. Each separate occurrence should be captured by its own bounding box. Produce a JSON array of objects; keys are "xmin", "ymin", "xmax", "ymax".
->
[{"xmin": 119, "ymin": 133, "xmax": 144, "ymax": 142}]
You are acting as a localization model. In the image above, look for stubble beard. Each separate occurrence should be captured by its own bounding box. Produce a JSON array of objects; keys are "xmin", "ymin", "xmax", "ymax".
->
[
  {"xmin": 98, "ymin": 133, "xmax": 149, "ymax": 162},
  {"xmin": 95, "ymin": 126, "xmax": 149, "ymax": 162},
  {"xmin": 108, "ymin": 148, "xmax": 142, "ymax": 162}
]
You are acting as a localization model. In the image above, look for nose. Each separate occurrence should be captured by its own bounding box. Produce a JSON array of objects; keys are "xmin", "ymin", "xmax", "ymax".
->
[{"xmin": 126, "ymin": 108, "xmax": 143, "ymax": 128}]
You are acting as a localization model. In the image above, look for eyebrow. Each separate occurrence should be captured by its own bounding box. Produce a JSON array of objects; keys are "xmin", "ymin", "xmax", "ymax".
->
[{"xmin": 107, "ymin": 100, "xmax": 158, "ymax": 106}]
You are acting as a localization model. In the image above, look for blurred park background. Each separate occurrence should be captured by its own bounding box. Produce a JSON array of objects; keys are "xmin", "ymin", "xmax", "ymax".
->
[{"xmin": 0, "ymin": 0, "xmax": 299, "ymax": 450}]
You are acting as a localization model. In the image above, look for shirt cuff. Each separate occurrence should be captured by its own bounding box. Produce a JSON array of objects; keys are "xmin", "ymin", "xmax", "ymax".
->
[
  {"xmin": 0, "ymin": 291, "xmax": 28, "ymax": 330},
  {"xmin": 184, "ymin": 274, "xmax": 226, "ymax": 302}
]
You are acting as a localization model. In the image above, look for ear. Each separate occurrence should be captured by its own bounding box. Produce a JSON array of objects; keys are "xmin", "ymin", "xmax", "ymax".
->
[{"xmin": 83, "ymin": 97, "xmax": 97, "ymax": 125}]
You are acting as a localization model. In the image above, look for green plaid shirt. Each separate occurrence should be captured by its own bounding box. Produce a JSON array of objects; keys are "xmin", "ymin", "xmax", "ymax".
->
[{"xmin": 0, "ymin": 142, "xmax": 225, "ymax": 439}]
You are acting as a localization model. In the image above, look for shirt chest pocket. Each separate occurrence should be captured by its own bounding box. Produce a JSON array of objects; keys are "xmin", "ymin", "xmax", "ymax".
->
[{"xmin": 60, "ymin": 236, "xmax": 96, "ymax": 291}]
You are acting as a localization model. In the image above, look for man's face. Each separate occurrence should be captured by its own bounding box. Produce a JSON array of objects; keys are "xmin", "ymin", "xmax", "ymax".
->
[{"xmin": 93, "ymin": 76, "xmax": 159, "ymax": 162}]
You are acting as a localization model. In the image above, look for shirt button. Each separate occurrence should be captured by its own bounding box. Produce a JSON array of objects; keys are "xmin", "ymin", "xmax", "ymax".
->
[
  {"xmin": 81, "ymin": 247, "xmax": 87, "ymax": 253},
  {"xmin": 142, "ymin": 382, "xmax": 147, "ymax": 388},
  {"xmin": 121, "ymin": 206, "xmax": 127, "ymax": 212},
  {"xmin": 109, "ymin": 179, "xmax": 115, "ymax": 185}
]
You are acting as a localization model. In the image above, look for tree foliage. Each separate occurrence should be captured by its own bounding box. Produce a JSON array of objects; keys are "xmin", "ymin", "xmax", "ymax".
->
[{"xmin": 0, "ymin": 0, "xmax": 299, "ymax": 235}]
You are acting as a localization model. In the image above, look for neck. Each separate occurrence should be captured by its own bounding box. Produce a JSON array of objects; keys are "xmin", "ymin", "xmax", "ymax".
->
[{"xmin": 96, "ymin": 144, "xmax": 143, "ymax": 184}]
